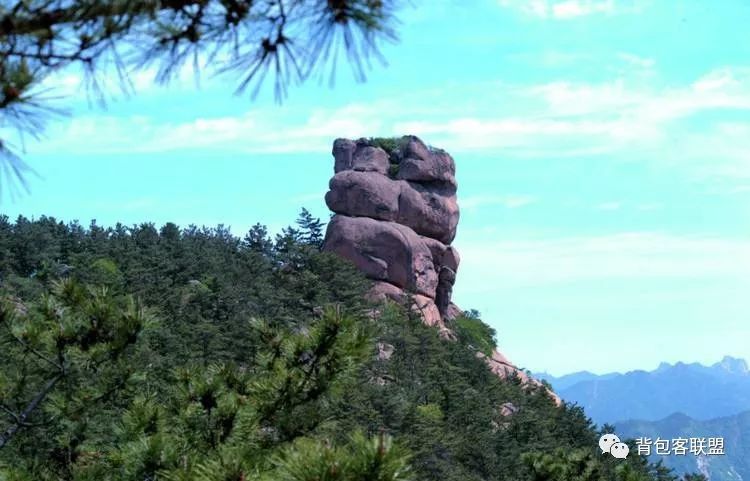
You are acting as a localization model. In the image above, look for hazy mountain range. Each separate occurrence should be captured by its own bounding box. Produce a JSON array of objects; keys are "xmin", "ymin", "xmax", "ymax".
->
[
  {"xmin": 618, "ymin": 411, "xmax": 750, "ymax": 481},
  {"xmin": 536, "ymin": 356, "xmax": 750, "ymax": 481},
  {"xmin": 536, "ymin": 356, "xmax": 750, "ymax": 425}
]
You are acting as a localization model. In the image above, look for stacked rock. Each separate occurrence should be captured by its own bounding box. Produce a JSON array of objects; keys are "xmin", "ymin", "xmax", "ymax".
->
[
  {"xmin": 322, "ymin": 135, "xmax": 561, "ymax": 405},
  {"xmin": 322, "ymin": 136, "xmax": 460, "ymax": 332}
]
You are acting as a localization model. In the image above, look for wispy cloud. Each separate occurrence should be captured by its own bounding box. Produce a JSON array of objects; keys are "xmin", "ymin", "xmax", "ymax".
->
[
  {"xmin": 498, "ymin": 0, "xmax": 647, "ymax": 19},
  {"xmin": 462, "ymin": 194, "xmax": 537, "ymax": 210},
  {"xmin": 636, "ymin": 202, "xmax": 663, "ymax": 211},
  {"xmin": 41, "ymin": 53, "xmax": 221, "ymax": 100},
  {"xmin": 30, "ymin": 103, "xmax": 387, "ymax": 155},
  {"xmin": 455, "ymin": 232, "xmax": 750, "ymax": 290},
  {"xmin": 19, "ymin": 66, "xmax": 750, "ymax": 191},
  {"xmin": 596, "ymin": 201, "xmax": 622, "ymax": 210},
  {"xmin": 617, "ymin": 52, "xmax": 656, "ymax": 69}
]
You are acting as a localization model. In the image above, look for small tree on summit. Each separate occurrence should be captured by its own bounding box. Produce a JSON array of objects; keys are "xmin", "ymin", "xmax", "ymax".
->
[{"xmin": 296, "ymin": 208, "xmax": 325, "ymax": 247}]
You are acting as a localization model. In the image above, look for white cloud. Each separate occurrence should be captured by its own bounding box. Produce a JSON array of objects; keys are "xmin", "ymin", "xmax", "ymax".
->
[
  {"xmin": 42, "ymin": 53, "xmax": 220, "ymax": 100},
  {"xmin": 526, "ymin": 68, "xmax": 750, "ymax": 121},
  {"xmin": 618, "ymin": 52, "xmax": 656, "ymax": 69},
  {"xmin": 30, "ymin": 101, "xmax": 387, "ymax": 155},
  {"xmin": 20, "ymin": 65, "xmax": 750, "ymax": 191},
  {"xmin": 393, "ymin": 67, "xmax": 750, "ymax": 183},
  {"xmin": 636, "ymin": 202, "xmax": 663, "ymax": 211},
  {"xmin": 455, "ymin": 232, "xmax": 750, "ymax": 290},
  {"xmin": 597, "ymin": 201, "xmax": 622, "ymax": 210},
  {"xmin": 499, "ymin": 0, "xmax": 645, "ymax": 19},
  {"xmin": 462, "ymin": 194, "xmax": 537, "ymax": 210},
  {"xmin": 552, "ymin": 0, "xmax": 615, "ymax": 18}
]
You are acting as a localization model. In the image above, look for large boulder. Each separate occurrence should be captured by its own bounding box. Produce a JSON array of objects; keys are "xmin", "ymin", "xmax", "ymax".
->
[
  {"xmin": 479, "ymin": 349, "xmax": 562, "ymax": 405},
  {"xmin": 352, "ymin": 146, "xmax": 390, "ymax": 174},
  {"xmin": 418, "ymin": 235, "xmax": 460, "ymax": 317},
  {"xmin": 332, "ymin": 138, "xmax": 357, "ymax": 173},
  {"xmin": 322, "ymin": 215, "xmax": 438, "ymax": 297},
  {"xmin": 397, "ymin": 181, "xmax": 459, "ymax": 245},
  {"xmin": 366, "ymin": 281, "xmax": 406, "ymax": 303},
  {"xmin": 366, "ymin": 281, "xmax": 450, "ymax": 333},
  {"xmin": 322, "ymin": 135, "xmax": 559, "ymax": 406},
  {"xmin": 325, "ymin": 171, "xmax": 400, "ymax": 221},
  {"xmin": 412, "ymin": 294, "xmax": 442, "ymax": 327},
  {"xmin": 325, "ymin": 173, "xmax": 459, "ymax": 245},
  {"xmin": 396, "ymin": 136, "xmax": 457, "ymax": 188}
]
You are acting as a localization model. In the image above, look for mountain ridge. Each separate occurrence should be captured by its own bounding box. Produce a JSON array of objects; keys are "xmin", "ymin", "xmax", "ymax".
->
[
  {"xmin": 537, "ymin": 355, "xmax": 750, "ymax": 425},
  {"xmin": 617, "ymin": 409, "xmax": 750, "ymax": 481},
  {"xmin": 540, "ymin": 356, "xmax": 750, "ymax": 481}
]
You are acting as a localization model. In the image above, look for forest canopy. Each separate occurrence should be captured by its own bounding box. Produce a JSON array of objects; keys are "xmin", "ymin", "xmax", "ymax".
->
[{"xmin": 0, "ymin": 211, "xmax": 705, "ymax": 480}]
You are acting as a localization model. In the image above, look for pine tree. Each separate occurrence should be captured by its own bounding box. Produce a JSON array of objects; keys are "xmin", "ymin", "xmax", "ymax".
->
[
  {"xmin": 2, "ymin": 304, "xmax": 413, "ymax": 481},
  {"xmin": 243, "ymin": 223, "xmax": 273, "ymax": 256},
  {"xmin": 296, "ymin": 208, "xmax": 326, "ymax": 247},
  {"xmin": 0, "ymin": 279, "xmax": 154, "ymax": 471},
  {"xmin": 0, "ymin": 214, "xmax": 703, "ymax": 481},
  {"xmin": 0, "ymin": 0, "xmax": 401, "ymax": 186}
]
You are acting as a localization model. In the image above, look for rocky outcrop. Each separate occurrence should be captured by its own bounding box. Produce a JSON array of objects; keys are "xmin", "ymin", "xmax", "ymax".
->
[
  {"xmin": 322, "ymin": 135, "xmax": 558, "ymax": 404},
  {"xmin": 323, "ymin": 215, "xmax": 438, "ymax": 297},
  {"xmin": 324, "ymin": 136, "xmax": 460, "ymax": 330},
  {"xmin": 326, "ymin": 138, "xmax": 459, "ymax": 245}
]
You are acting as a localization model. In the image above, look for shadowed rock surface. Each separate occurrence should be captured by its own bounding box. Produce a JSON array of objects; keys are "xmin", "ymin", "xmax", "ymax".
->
[{"xmin": 322, "ymin": 135, "xmax": 558, "ymax": 403}]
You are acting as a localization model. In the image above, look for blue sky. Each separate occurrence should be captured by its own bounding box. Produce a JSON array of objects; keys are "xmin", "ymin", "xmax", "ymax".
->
[{"xmin": 2, "ymin": 0, "xmax": 749, "ymax": 375}]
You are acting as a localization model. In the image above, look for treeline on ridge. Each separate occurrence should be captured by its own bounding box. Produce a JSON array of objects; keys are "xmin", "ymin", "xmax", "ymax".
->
[{"xmin": 0, "ymin": 211, "xmax": 702, "ymax": 480}]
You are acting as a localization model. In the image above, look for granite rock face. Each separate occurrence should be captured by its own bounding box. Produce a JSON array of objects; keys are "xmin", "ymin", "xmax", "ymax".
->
[
  {"xmin": 323, "ymin": 215, "xmax": 438, "ymax": 297},
  {"xmin": 325, "ymin": 170, "xmax": 459, "ymax": 244},
  {"xmin": 322, "ymin": 136, "xmax": 558, "ymax": 403},
  {"xmin": 324, "ymin": 136, "xmax": 460, "ymax": 326}
]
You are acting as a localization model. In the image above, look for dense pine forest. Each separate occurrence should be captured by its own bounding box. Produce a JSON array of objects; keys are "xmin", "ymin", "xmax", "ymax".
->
[{"xmin": 0, "ymin": 212, "xmax": 702, "ymax": 481}]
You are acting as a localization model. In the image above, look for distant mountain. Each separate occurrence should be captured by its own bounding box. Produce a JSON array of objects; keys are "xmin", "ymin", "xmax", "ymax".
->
[
  {"xmin": 533, "ymin": 370, "xmax": 620, "ymax": 391},
  {"xmin": 540, "ymin": 356, "xmax": 750, "ymax": 425},
  {"xmin": 618, "ymin": 410, "xmax": 750, "ymax": 481}
]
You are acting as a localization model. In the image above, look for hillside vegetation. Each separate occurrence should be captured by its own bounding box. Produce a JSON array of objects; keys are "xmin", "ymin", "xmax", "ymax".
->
[{"xmin": 0, "ymin": 212, "xmax": 702, "ymax": 480}]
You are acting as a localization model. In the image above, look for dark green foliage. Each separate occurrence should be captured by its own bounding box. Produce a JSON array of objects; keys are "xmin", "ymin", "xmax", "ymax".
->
[
  {"xmin": 321, "ymin": 303, "xmax": 693, "ymax": 481},
  {"xmin": 0, "ymin": 213, "xmax": 369, "ymax": 369},
  {"xmin": 367, "ymin": 136, "xmax": 449, "ymax": 179},
  {"xmin": 683, "ymin": 475, "xmax": 708, "ymax": 481},
  {"xmin": 0, "ymin": 1, "xmax": 401, "ymax": 169},
  {"xmin": 368, "ymin": 136, "xmax": 407, "ymax": 168},
  {"xmin": 2, "ymin": 298, "xmax": 408, "ymax": 481},
  {"xmin": 0, "ymin": 211, "xmax": 702, "ymax": 481},
  {"xmin": 0, "ymin": 279, "xmax": 154, "ymax": 466},
  {"xmin": 296, "ymin": 208, "xmax": 326, "ymax": 247},
  {"xmin": 89, "ymin": 307, "xmax": 381, "ymax": 481},
  {"xmin": 451, "ymin": 314, "xmax": 497, "ymax": 356},
  {"xmin": 521, "ymin": 441, "xmax": 689, "ymax": 481},
  {"xmin": 273, "ymin": 431, "xmax": 412, "ymax": 481},
  {"xmin": 368, "ymin": 137, "xmax": 407, "ymax": 155},
  {"xmin": 367, "ymin": 137, "xmax": 406, "ymax": 178}
]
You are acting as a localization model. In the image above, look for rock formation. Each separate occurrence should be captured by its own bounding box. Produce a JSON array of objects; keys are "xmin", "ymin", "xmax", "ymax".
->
[{"xmin": 322, "ymin": 135, "xmax": 558, "ymax": 403}]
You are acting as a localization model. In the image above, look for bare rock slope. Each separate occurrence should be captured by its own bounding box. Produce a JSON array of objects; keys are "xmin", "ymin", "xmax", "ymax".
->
[{"xmin": 322, "ymin": 135, "xmax": 557, "ymax": 401}]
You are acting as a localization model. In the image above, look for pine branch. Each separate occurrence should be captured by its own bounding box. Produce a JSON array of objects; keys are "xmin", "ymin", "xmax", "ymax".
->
[
  {"xmin": 0, "ymin": 371, "xmax": 64, "ymax": 450},
  {"xmin": 0, "ymin": 0, "xmax": 400, "ymax": 177},
  {"xmin": 7, "ymin": 330, "xmax": 65, "ymax": 372}
]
